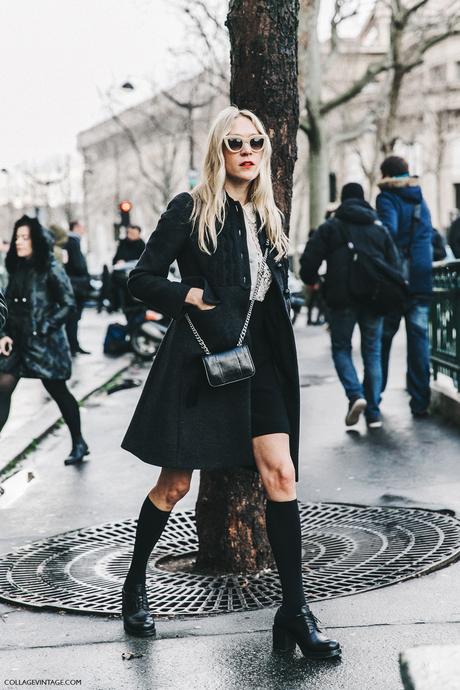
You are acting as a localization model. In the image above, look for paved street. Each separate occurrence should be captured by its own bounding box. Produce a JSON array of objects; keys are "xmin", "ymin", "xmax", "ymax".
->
[
  {"xmin": 0, "ymin": 319, "xmax": 459, "ymax": 690},
  {"xmin": 0, "ymin": 309, "xmax": 131, "ymax": 472}
]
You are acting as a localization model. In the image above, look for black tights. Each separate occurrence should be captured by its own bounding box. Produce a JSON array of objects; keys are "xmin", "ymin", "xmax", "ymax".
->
[{"xmin": 0, "ymin": 374, "xmax": 81, "ymax": 443}]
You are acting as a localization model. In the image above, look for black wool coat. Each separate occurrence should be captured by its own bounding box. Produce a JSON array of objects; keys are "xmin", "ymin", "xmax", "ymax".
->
[
  {"xmin": 121, "ymin": 192, "xmax": 300, "ymax": 478},
  {"xmin": 0, "ymin": 259, "xmax": 75, "ymax": 380},
  {"xmin": 65, "ymin": 233, "xmax": 91, "ymax": 299}
]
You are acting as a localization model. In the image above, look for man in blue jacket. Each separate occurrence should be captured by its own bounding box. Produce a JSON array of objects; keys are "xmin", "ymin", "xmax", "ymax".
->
[{"xmin": 376, "ymin": 156, "xmax": 433, "ymax": 417}]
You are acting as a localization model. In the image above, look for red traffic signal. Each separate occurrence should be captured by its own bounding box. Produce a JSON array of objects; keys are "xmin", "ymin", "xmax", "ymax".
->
[{"xmin": 119, "ymin": 200, "xmax": 132, "ymax": 213}]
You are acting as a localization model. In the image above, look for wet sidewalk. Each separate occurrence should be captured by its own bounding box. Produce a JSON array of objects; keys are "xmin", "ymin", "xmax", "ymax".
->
[
  {"xmin": 0, "ymin": 308, "xmax": 131, "ymax": 473},
  {"xmin": 0, "ymin": 320, "xmax": 459, "ymax": 689}
]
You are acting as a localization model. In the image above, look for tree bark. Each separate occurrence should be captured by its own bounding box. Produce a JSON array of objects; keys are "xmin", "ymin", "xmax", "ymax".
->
[
  {"xmin": 195, "ymin": 471, "xmax": 273, "ymax": 573},
  {"xmin": 194, "ymin": 0, "xmax": 300, "ymax": 575},
  {"xmin": 226, "ymin": 0, "xmax": 300, "ymax": 226}
]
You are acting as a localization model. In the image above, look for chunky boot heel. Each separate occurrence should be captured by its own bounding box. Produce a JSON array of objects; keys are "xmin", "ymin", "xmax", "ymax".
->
[
  {"xmin": 273, "ymin": 624, "xmax": 296, "ymax": 654},
  {"xmin": 273, "ymin": 606, "xmax": 341, "ymax": 660}
]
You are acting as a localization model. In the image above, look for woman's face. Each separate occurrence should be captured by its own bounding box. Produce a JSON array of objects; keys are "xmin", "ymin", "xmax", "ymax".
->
[
  {"xmin": 223, "ymin": 115, "xmax": 265, "ymax": 185},
  {"xmin": 15, "ymin": 225, "xmax": 33, "ymax": 258}
]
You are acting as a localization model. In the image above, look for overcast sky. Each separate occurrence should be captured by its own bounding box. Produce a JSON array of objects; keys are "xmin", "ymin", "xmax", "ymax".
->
[{"xmin": 0, "ymin": 0, "xmax": 352, "ymax": 170}]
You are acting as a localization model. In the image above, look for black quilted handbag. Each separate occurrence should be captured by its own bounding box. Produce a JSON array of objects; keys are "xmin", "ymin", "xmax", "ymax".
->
[{"xmin": 185, "ymin": 242, "xmax": 269, "ymax": 387}]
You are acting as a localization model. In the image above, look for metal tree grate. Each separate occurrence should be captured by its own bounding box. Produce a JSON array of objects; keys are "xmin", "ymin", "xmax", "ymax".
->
[{"xmin": 0, "ymin": 502, "xmax": 459, "ymax": 617}]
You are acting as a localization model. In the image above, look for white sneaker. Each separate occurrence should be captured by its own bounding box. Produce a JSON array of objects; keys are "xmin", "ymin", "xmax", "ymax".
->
[
  {"xmin": 345, "ymin": 398, "xmax": 367, "ymax": 426},
  {"xmin": 367, "ymin": 420, "xmax": 383, "ymax": 429}
]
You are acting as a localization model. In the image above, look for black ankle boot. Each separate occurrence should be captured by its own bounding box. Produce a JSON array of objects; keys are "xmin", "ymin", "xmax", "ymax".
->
[
  {"xmin": 64, "ymin": 437, "xmax": 90, "ymax": 465},
  {"xmin": 122, "ymin": 583, "xmax": 156, "ymax": 637},
  {"xmin": 273, "ymin": 605, "xmax": 341, "ymax": 659}
]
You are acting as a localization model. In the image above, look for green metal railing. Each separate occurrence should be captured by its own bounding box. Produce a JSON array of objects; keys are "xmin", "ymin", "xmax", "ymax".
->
[{"xmin": 430, "ymin": 260, "xmax": 460, "ymax": 391}]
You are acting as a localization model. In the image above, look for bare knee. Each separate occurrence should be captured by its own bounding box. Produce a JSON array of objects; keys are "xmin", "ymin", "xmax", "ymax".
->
[
  {"xmin": 149, "ymin": 471, "xmax": 192, "ymax": 511},
  {"xmin": 262, "ymin": 461, "xmax": 296, "ymax": 501},
  {"xmin": 164, "ymin": 478, "xmax": 191, "ymax": 507}
]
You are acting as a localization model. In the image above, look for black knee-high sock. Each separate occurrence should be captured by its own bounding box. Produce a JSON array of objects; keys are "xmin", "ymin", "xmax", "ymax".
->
[
  {"xmin": 266, "ymin": 499, "xmax": 306, "ymax": 615},
  {"xmin": 124, "ymin": 496, "xmax": 171, "ymax": 590},
  {"xmin": 0, "ymin": 373, "xmax": 19, "ymax": 432}
]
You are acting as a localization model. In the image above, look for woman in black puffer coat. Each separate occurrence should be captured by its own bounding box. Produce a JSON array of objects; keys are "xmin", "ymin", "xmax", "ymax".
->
[{"xmin": 0, "ymin": 216, "xmax": 89, "ymax": 464}]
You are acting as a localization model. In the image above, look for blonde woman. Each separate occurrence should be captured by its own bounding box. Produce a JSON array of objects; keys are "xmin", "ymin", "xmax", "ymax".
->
[{"xmin": 121, "ymin": 106, "xmax": 341, "ymax": 660}]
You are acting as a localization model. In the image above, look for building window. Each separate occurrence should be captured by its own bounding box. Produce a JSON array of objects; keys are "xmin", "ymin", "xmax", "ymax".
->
[
  {"xmin": 454, "ymin": 183, "xmax": 460, "ymax": 212},
  {"xmin": 329, "ymin": 172, "xmax": 337, "ymax": 203},
  {"xmin": 430, "ymin": 64, "xmax": 447, "ymax": 83}
]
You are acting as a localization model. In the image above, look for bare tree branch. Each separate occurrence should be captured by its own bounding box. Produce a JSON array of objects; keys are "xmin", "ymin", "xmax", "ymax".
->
[
  {"xmin": 402, "ymin": 0, "xmax": 429, "ymax": 22},
  {"xmin": 163, "ymin": 92, "xmax": 215, "ymax": 111},
  {"xmin": 331, "ymin": 112, "xmax": 377, "ymax": 145},
  {"xmin": 98, "ymin": 88, "xmax": 170, "ymax": 197},
  {"xmin": 330, "ymin": 0, "xmax": 360, "ymax": 53},
  {"xmin": 319, "ymin": 58, "xmax": 392, "ymax": 115}
]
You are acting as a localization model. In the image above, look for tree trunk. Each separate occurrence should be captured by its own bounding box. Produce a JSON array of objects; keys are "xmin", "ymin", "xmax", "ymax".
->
[
  {"xmin": 194, "ymin": 0, "xmax": 300, "ymax": 575},
  {"xmin": 381, "ymin": 67, "xmax": 404, "ymax": 155},
  {"xmin": 381, "ymin": 9, "xmax": 404, "ymax": 155},
  {"xmin": 195, "ymin": 471, "xmax": 273, "ymax": 573},
  {"xmin": 227, "ymin": 0, "xmax": 300, "ymax": 224},
  {"xmin": 308, "ymin": 118, "xmax": 329, "ymax": 229},
  {"xmin": 301, "ymin": 0, "xmax": 328, "ymax": 229}
]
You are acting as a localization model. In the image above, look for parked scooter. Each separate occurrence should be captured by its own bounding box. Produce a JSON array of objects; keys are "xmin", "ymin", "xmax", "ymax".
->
[
  {"xmin": 125, "ymin": 306, "xmax": 169, "ymax": 360},
  {"xmin": 103, "ymin": 261, "xmax": 174, "ymax": 360}
]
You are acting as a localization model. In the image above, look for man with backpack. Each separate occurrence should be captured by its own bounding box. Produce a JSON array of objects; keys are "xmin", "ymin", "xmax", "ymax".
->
[
  {"xmin": 376, "ymin": 156, "xmax": 434, "ymax": 417},
  {"xmin": 300, "ymin": 183, "xmax": 400, "ymax": 428}
]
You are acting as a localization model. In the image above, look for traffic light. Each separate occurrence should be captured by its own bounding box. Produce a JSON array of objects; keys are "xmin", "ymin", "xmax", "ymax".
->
[{"xmin": 119, "ymin": 200, "xmax": 132, "ymax": 227}]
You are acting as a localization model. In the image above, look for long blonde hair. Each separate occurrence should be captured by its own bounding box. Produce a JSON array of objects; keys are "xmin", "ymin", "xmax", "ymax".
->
[{"xmin": 190, "ymin": 106, "xmax": 288, "ymax": 260}]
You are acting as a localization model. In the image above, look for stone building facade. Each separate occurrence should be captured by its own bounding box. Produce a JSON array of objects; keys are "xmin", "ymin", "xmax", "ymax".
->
[
  {"xmin": 78, "ymin": 2, "xmax": 460, "ymax": 269},
  {"xmin": 324, "ymin": 2, "xmax": 460, "ymax": 232},
  {"xmin": 77, "ymin": 76, "xmax": 226, "ymax": 269}
]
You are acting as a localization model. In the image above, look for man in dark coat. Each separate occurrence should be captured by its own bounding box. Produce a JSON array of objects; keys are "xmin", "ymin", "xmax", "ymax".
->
[
  {"xmin": 376, "ymin": 156, "xmax": 433, "ymax": 416},
  {"xmin": 64, "ymin": 220, "xmax": 91, "ymax": 356},
  {"xmin": 300, "ymin": 183, "xmax": 399, "ymax": 428},
  {"xmin": 112, "ymin": 225, "xmax": 146, "ymax": 314},
  {"xmin": 112, "ymin": 225, "xmax": 146, "ymax": 266}
]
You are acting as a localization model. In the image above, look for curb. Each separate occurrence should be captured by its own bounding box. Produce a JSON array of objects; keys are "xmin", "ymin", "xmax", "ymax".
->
[
  {"xmin": 431, "ymin": 379, "xmax": 460, "ymax": 427},
  {"xmin": 0, "ymin": 354, "xmax": 132, "ymax": 476},
  {"xmin": 400, "ymin": 644, "xmax": 460, "ymax": 689}
]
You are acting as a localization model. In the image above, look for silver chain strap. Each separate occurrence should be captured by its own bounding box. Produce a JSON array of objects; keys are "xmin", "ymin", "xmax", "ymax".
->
[
  {"xmin": 185, "ymin": 242, "xmax": 270, "ymax": 355},
  {"xmin": 185, "ymin": 312, "xmax": 211, "ymax": 354}
]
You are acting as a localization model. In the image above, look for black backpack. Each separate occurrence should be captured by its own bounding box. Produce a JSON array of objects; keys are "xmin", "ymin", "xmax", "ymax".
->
[{"xmin": 339, "ymin": 224, "xmax": 410, "ymax": 315}]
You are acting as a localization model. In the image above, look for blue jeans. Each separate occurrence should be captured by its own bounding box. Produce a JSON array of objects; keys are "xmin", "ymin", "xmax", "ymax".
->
[
  {"xmin": 381, "ymin": 300, "xmax": 431, "ymax": 414},
  {"xmin": 329, "ymin": 307, "xmax": 384, "ymax": 419}
]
